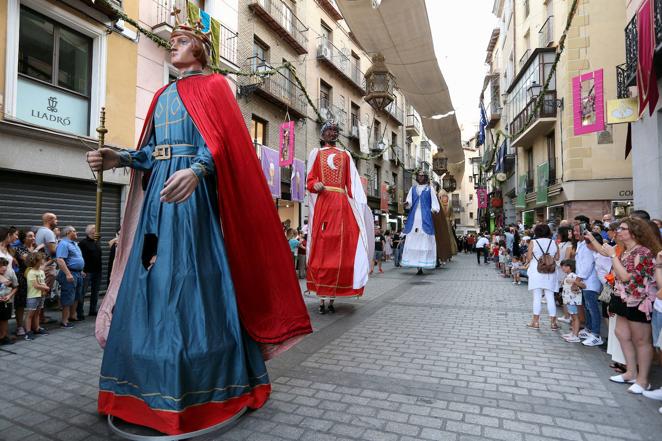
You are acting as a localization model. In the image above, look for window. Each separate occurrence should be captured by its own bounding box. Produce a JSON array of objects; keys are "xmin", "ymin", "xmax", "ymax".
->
[
  {"xmin": 391, "ymin": 131, "xmax": 397, "ymax": 147},
  {"xmin": 252, "ymin": 37, "xmax": 269, "ymax": 70},
  {"xmin": 250, "ymin": 115, "xmax": 267, "ymax": 147},
  {"xmin": 526, "ymin": 148, "xmax": 534, "ymax": 192},
  {"xmin": 470, "ymin": 212, "xmax": 474, "ymax": 219},
  {"xmin": 320, "ymin": 80, "xmax": 331, "ymax": 110},
  {"xmin": 469, "ymin": 194, "xmax": 473, "ymax": 200},
  {"xmin": 546, "ymin": 132, "xmax": 556, "ymax": 184},
  {"xmin": 469, "ymin": 175, "xmax": 473, "ymax": 183},
  {"xmin": 451, "ymin": 193, "xmax": 460, "ymax": 208},
  {"xmin": 374, "ymin": 119, "xmax": 381, "ymax": 144},
  {"xmin": 16, "ymin": 6, "xmax": 93, "ymax": 136},
  {"xmin": 321, "ymin": 21, "xmax": 332, "ymax": 42},
  {"xmin": 351, "ymin": 103, "xmax": 360, "ymax": 130},
  {"xmin": 374, "ymin": 165, "xmax": 381, "ymax": 192}
]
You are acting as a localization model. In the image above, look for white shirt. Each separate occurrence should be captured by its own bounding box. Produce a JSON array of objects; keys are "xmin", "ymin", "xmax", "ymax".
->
[
  {"xmin": 475, "ymin": 237, "xmax": 490, "ymax": 248},
  {"xmin": 575, "ymin": 242, "xmax": 601, "ymax": 292}
]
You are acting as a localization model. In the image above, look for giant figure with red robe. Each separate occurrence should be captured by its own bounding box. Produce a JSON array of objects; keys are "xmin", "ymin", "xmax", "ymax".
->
[
  {"xmin": 306, "ymin": 121, "xmax": 371, "ymax": 314},
  {"xmin": 86, "ymin": 15, "xmax": 311, "ymax": 436}
]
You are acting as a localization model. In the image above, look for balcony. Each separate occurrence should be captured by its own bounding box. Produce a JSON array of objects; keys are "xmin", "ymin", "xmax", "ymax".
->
[
  {"xmin": 390, "ymin": 145, "xmax": 403, "ymax": 163},
  {"xmin": 538, "ymin": 16, "xmax": 554, "ymax": 48},
  {"xmin": 316, "ymin": 38, "xmax": 366, "ymax": 93},
  {"xmin": 366, "ymin": 174, "xmax": 379, "ymax": 198},
  {"xmin": 349, "ymin": 114, "xmax": 360, "ymax": 140},
  {"xmin": 406, "ymin": 113, "xmax": 422, "ymax": 136},
  {"xmin": 519, "ymin": 49, "xmax": 531, "ymax": 70},
  {"xmin": 623, "ymin": 0, "xmax": 662, "ymax": 89},
  {"xmin": 510, "ymin": 90, "xmax": 558, "ymax": 147},
  {"xmin": 219, "ymin": 23, "xmax": 239, "ymax": 68},
  {"xmin": 248, "ymin": 0, "xmax": 308, "ymax": 55},
  {"xmin": 79, "ymin": 0, "xmax": 122, "ymax": 18},
  {"xmin": 318, "ymin": 98, "xmax": 347, "ymax": 133},
  {"xmin": 371, "ymin": 140, "xmax": 386, "ymax": 153},
  {"xmin": 151, "ymin": 0, "xmax": 187, "ymax": 40},
  {"xmin": 526, "ymin": 173, "xmax": 534, "ymax": 193},
  {"xmin": 385, "ymin": 102, "xmax": 404, "ymax": 125},
  {"xmin": 485, "ymin": 100, "xmax": 501, "ymax": 128},
  {"xmin": 316, "ymin": 0, "xmax": 343, "ymax": 21},
  {"xmin": 241, "ymin": 57, "xmax": 307, "ymax": 118}
]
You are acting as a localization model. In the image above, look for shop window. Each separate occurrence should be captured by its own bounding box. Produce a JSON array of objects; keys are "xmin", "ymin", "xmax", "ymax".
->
[
  {"xmin": 250, "ymin": 115, "xmax": 267, "ymax": 155},
  {"xmin": 16, "ymin": 6, "xmax": 92, "ymax": 135}
]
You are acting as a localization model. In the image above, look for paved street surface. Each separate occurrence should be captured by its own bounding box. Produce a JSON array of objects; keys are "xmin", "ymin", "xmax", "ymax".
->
[{"xmin": 1, "ymin": 253, "xmax": 661, "ymax": 441}]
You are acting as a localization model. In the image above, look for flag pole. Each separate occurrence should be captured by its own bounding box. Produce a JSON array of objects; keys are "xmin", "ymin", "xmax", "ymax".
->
[{"xmin": 95, "ymin": 107, "xmax": 108, "ymax": 242}]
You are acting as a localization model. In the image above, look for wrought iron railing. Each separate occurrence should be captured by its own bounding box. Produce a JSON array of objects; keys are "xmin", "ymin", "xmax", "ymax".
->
[
  {"xmin": 385, "ymin": 102, "xmax": 404, "ymax": 124},
  {"xmin": 220, "ymin": 23, "xmax": 238, "ymax": 65},
  {"xmin": 245, "ymin": 56, "xmax": 307, "ymax": 115},
  {"xmin": 616, "ymin": 63, "xmax": 630, "ymax": 99},
  {"xmin": 406, "ymin": 113, "xmax": 422, "ymax": 133},
  {"xmin": 318, "ymin": 97, "xmax": 347, "ymax": 132},
  {"xmin": 249, "ymin": 0, "xmax": 308, "ymax": 50},
  {"xmin": 538, "ymin": 15, "xmax": 554, "ymax": 48},
  {"xmin": 153, "ymin": 0, "xmax": 187, "ymax": 28},
  {"xmin": 316, "ymin": 38, "xmax": 365, "ymax": 91},
  {"xmin": 624, "ymin": 14, "xmax": 638, "ymax": 88},
  {"xmin": 519, "ymin": 49, "xmax": 531, "ymax": 70},
  {"xmin": 509, "ymin": 90, "xmax": 558, "ymax": 136}
]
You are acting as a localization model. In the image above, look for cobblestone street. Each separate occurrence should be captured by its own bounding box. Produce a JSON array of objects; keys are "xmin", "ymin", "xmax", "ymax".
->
[{"xmin": 1, "ymin": 253, "xmax": 662, "ymax": 441}]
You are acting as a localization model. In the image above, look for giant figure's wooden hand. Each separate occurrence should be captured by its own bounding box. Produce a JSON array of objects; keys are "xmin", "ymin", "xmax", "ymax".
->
[
  {"xmin": 87, "ymin": 148, "xmax": 120, "ymax": 171},
  {"xmin": 160, "ymin": 168, "xmax": 199, "ymax": 203}
]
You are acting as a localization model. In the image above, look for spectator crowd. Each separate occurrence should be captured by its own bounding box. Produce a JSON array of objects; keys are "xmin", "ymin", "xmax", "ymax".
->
[{"xmin": 0, "ymin": 212, "xmax": 110, "ymax": 344}]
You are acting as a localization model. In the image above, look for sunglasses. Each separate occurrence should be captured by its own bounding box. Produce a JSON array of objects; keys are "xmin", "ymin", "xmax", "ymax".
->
[{"xmin": 616, "ymin": 227, "xmax": 629, "ymax": 232}]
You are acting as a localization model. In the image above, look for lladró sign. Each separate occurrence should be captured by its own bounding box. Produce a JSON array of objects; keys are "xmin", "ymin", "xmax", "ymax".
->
[{"xmin": 16, "ymin": 77, "xmax": 89, "ymax": 136}]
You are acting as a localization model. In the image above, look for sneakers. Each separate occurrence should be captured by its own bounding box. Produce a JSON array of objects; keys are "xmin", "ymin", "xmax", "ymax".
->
[
  {"xmin": 628, "ymin": 383, "xmax": 652, "ymax": 394},
  {"xmin": 327, "ymin": 304, "xmax": 336, "ymax": 314},
  {"xmin": 517, "ymin": 281, "xmax": 521, "ymax": 285},
  {"xmin": 642, "ymin": 388, "xmax": 662, "ymax": 401},
  {"xmin": 318, "ymin": 305, "xmax": 327, "ymax": 315},
  {"xmin": 512, "ymin": 281, "xmax": 517, "ymax": 285},
  {"xmin": 35, "ymin": 328, "xmax": 49, "ymax": 336},
  {"xmin": 561, "ymin": 332, "xmax": 574, "ymax": 339},
  {"xmin": 609, "ymin": 374, "xmax": 636, "ymax": 384},
  {"xmin": 60, "ymin": 322, "xmax": 75, "ymax": 329},
  {"xmin": 578, "ymin": 329, "xmax": 591, "ymax": 339},
  {"xmin": 0, "ymin": 336, "xmax": 15, "ymax": 346},
  {"xmin": 16, "ymin": 326, "xmax": 25, "ymax": 336},
  {"xmin": 565, "ymin": 335, "xmax": 581, "ymax": 343},
  {"xmin": 582, "ymin": 335, "xmax": 604, "ymax": 346},
  {"xmin": 24, "ymin": 332, "xmax": 35, "ymax": 341},
  {"xmin": 557, "ymin": 317, "xmax": 571, "ymax": 324}
]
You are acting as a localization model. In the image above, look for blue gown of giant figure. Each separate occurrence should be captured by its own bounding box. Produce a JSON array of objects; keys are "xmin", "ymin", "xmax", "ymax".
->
[{"xmin": 98, "ymin": 80, "xmax": 269, "ymax": 433}]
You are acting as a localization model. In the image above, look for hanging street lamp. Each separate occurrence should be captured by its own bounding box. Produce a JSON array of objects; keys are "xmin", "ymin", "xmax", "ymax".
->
[
  {"xmin": 432, "ymin": 152, "xmax": 448, "ymax": 176},
  {"xmin": 442, "ymin": 173, "xmax": 457, "ymax": 193},
  {"xmin": 364, "ymin": 53, "xmax": 396, "ymax": 111}
]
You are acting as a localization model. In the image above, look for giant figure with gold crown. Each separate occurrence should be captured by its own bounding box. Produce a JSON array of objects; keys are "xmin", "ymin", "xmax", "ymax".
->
[
  {"xmin": 86, "ymin": 10, "xmax": 312, "ymax": 437},
  {"xmin": 306, "ymin": 121, "xmax": 371, "ymax": 314}
]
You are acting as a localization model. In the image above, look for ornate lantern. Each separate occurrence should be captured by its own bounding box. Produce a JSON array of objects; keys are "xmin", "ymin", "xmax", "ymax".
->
[
  {"xmin": 364, "ymin": 53, "xmax": 396, "ymax": 111},
  {"xmin": 432, "ymin": 152, "xmax": 448, "ymax": 176},
  {"xmin": 442, "ymin": 174, "xmax": 457, "ymax": 193}
]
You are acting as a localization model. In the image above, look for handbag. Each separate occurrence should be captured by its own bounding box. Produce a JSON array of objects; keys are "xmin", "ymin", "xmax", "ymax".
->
[{"xmin": 598, "ymin": 283, "xmax": 613, "ymax": 303}]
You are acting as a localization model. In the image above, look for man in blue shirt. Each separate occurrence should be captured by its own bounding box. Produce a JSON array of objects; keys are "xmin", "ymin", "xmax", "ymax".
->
[{"xmin": 55, "ymin": 226, "xmax": 85, "ymax": 328}]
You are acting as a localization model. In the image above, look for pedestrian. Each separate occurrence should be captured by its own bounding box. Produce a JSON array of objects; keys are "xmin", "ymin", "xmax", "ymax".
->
[
  {"xmin": 642, "ymin": 249, "xmax": 662, "ymax": 409},
  {"xmin": 526, "ymin": 223, "xmax": 559, "ymax": 330},
  {"xmin": 559, "ymin": 259, "xmax": 584, "ymax": 342},
  {"xmin": 475, "ymin": 233, "xmax": 489, "ymax": 264},
  {"xmin": 78, "ymin": 224, "xmax": 102, "ymax": 317},
  {"xmin": 466, "ymin": 233, "xmax": 475, "ymax": 254},
  {"xmin": 401, "ymin": 170, "xmax": 439, "ymax": 275},
  {"xmin": 287, "ymin": 228, "xmax": 299, "ymax": 266},
  {"xmin": 297, "ymin": 235, "xmax": 307, "ymax": 279},
  {"xmin": 574, "ymin": 226, "xmax": 606, "ymax": 347},
  {"xmin": 511, "ymin": 255, "xmax": 523, "ymax": 285},
  {"xmin": 0, "ymin": 257, "xmax": 18, "ymax": 345},
  {"xmin": 383, "ymin": 230, "xmax": 393, "ymax": 261},
  {"xmin": 374, "ymin": 227, "xmax": 385, "ymax": 274},
  {"xmin": 392, "ymin": 229, "xmax": 402, "ymax": 267},
  {"xmin": 55, "ymin": 226, "xmax": 85, "ymax": 327},
  {"xmin": 24, "ymin": 252, "xmax": 50, "ymax": 341},
  {"xmin": 35, "ymin": 213, "xmax": 58, "ymax": 303},
  {"xmin": 600, "ymin": 217, "xmax": 660, "ymax": 393},
  {"xmin": 12, "ymin": 230, "xmax": 36, "ymax": 336}
]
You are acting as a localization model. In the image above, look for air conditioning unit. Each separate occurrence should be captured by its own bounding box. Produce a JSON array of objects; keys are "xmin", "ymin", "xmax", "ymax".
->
[{"xmin": 317, "ymin": 44, "xmax": 332, "ymax": 59}]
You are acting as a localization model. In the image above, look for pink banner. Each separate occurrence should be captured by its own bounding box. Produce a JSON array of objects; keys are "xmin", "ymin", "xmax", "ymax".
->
[
  {"xmin": 572, "ymin": 68, "xmax": 605, "ymax": 136},
  {"xmin": 279, "ymin": 121, "xmax": 295, "ymax": 166},
  {"xmin": 260, "ymin": 146, "xmax": 281, "ymax": 198},
  {"xmin": 290, "ymin": 159, "xmax": 305, "ymax": 202},
  {"xmin": 477, "ymin": 188, "xmax": 488, "ymax": 209}
]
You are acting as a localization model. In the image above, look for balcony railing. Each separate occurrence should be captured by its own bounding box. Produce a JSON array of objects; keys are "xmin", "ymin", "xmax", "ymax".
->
[
  {"xmin": 152, "ymin": 0, "xmax": 187, "ymax": 39},
  {"xmin": 242, "ymin": 56, "xmax": 307, "ymax": 117},
  {"xmin": 316, "ymin": 0, "xmax": 343, "ymax": 21},
  {"xmin": 538, "ymin": 16, "xmax": 554, "ymax": 48},
  {"xmin": 616, "ymin": 63, "xmax": 630, "ymax": 99},
  {"xmin": 220, "ymin": 23, "xmax": 239, "ymax": 66},
  {"xmin": 526, "ymin": 172, "xmax": 534, "ymax": 193},
  {"xmin": 519, "ymin": 49, "xmax": 531, "ymax": 70},
  {"xmin": 390, "ymin": 145, "xmax": 403, "ymax": 163},
  {"xmin": 623, "ymin": 0, "xmax": 662, "ymax": 88},
  {"xmin": 316, "ymin": 38, "xmax": 366, "ymax": 93},
  {"xmin": 485, "ymin": 100, "xmax": 501, "ymax": 127},
  {"xmin": 349, "ymin": 114, "xmax": 359, "ymax": 139},
  {"xmin": 385, "ymin": 102, "xmax": 404, "ymax": 125},
  {"xmin": 248, "ymin": 0, "xmax": 308, "ymax": 55},
  {"xmin": 509, "ymin": 90, "xmax": 558, "ymax": 136},
  {"xmin": 318, "ymin": 98, "xmax": 347, "ymax": 132},
  {"xmin": 405, "ymin": 113, "xmax": 422, "ymax": 135}
]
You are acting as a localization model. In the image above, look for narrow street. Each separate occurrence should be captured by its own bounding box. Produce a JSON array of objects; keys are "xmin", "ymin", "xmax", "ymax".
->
[{"xmin": 1, "ymin": 253, "xmax": 660, "ymax": 441}]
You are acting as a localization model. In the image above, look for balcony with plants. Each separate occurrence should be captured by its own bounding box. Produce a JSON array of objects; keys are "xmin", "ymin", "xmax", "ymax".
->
[{"xmin": 248, "ymin": 0, "xmax": 309, "ymax": 55}]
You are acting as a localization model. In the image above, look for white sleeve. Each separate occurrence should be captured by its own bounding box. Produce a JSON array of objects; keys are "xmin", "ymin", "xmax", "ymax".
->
[
  {"xmin": 431, "ymin": 189, "xmax": 440, "ymax": 213},
  {"xmin": 346, "ymin": 151, "xmax": 366, "ymax": 204},
  {"xmin": 406, "ymin": 187, "xmax": 413, "ymax": 205}
]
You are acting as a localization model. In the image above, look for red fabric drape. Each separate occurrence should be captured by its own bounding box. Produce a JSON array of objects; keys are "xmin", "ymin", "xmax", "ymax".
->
[{"xmin": 637, "ymin": 0, "xmax": 659, "ymax": 117}]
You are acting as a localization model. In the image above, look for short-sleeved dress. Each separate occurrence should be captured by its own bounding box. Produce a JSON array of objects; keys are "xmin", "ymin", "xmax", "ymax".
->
[{"xmin": 527, "ymin": 238, "xmax": 559, "ymax": 291}]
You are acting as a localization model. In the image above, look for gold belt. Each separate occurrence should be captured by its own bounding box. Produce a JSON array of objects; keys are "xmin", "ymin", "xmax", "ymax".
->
[
  {"xmin": 152, "ymin": 144, "xmax": 197, "ymax": 160},
  {"xmin": 325, "ymin": 186, "xmax": 346, "ymax": 194}
]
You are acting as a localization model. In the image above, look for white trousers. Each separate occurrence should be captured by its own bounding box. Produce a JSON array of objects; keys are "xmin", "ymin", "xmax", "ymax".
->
[{"xmin": 532, "ymin": 288, "xmax": 557, "ymax": 317}]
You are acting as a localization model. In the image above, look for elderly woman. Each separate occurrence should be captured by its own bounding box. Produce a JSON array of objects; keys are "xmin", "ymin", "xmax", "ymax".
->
[{"xmin": 600, "ymin": 217, "xmax": 661, "ymax": 394}]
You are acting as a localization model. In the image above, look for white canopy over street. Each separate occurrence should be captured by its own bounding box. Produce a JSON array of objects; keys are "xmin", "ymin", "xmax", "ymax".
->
[{"xmin": 335, "ymin": 0, "xmax": 464, "ymax": 167}]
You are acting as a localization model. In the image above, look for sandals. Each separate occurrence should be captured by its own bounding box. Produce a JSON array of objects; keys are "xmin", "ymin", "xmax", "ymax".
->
[
  {"xmin": 550, "ymin": 320, "xmax": 560, "ymax": 331},
  {"xmin": 526, "ymin": 322, "xmax": 540, "ymax": 329}
]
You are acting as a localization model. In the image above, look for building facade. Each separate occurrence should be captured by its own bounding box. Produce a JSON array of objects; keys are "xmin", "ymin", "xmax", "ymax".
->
[
  {"xmin": 0, "ymin": 0, "xmax": 142, "ymax": 277},
  {"xmin": 482, "ymin": 0, "xmax": 633, "ymax": 229}
]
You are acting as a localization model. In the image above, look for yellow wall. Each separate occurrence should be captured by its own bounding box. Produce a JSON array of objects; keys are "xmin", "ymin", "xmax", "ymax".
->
[
  {"xmin": 0, "ymin": 0, "xmax": 8, "ymax": 118},
  {"xmin": 105, "ymin": 30, "xmax": 138, "ymax": 149}
]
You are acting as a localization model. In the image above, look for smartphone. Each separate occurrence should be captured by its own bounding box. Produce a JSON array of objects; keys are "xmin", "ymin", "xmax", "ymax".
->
[{"xmin": 579, "ymin": 223, "xmax": 587, "ymax": 235}]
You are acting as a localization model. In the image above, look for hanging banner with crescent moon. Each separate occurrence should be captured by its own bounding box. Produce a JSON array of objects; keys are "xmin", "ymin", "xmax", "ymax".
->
[
  {"xmin": 260, "ymin": 146, "xmax": 281, "ymax": 198},
  {"xmin": 279, "ymin": 121, "xmax": 295, "ymax": 166},
  {"xmin": 290, "ymin": 159, "xmax": 305, "ymax": 202}
]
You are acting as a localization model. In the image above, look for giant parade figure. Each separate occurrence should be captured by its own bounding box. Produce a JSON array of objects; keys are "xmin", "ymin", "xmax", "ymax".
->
[
  {"xmin": 432, "ymin": 183, "xmax": 458, "ymax": 266},
  {"xmin": 306, "ymin": 121, "xmax": 371, "ymax": 314},
  {"xmin": 401, "ymin": 170, "xmax": 440, "ymax": 274},
  {"xmin": 86, "ymin": 12, "xmax": 312, "ymax": 437}
]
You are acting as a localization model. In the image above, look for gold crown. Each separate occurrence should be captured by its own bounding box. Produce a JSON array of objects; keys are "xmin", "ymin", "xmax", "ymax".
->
[{"xmin": 170, "ymin": 7, "xmax": 212, "ymax": 49}]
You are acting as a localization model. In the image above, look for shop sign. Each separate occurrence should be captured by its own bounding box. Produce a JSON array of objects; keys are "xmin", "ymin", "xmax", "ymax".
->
[
  {"xmin": 606, "ymin": 98, "xmax": 639, "ymax": 124},
  {"xmin": 16, "ymin": 77, "xmax": 89, "ymax": 136},
  {"xmin": 536, "ymin": 162, "xmax": 549, "ymax": 205}
]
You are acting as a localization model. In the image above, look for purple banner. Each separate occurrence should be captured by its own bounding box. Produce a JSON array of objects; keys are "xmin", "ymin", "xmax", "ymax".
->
[
  {"xmin": 261, "ymin": 146, "xmax": 281, "ymax": 198},
  {"xmin": 477, "ymin": 188, "xmax": 488, "ymax": 209},
  {"xmin": 279, "ymin": 121, "xmax": 295, "ymax": 166},
  {"xmin": 291, "ymin": 159, "xmax": 305, "ymax": 202}
]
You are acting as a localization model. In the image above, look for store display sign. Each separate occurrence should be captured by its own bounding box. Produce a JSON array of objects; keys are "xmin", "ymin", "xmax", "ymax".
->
[{"xmin": 16, "ymin": 77, "xmax": 89, "ymax": 136}]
